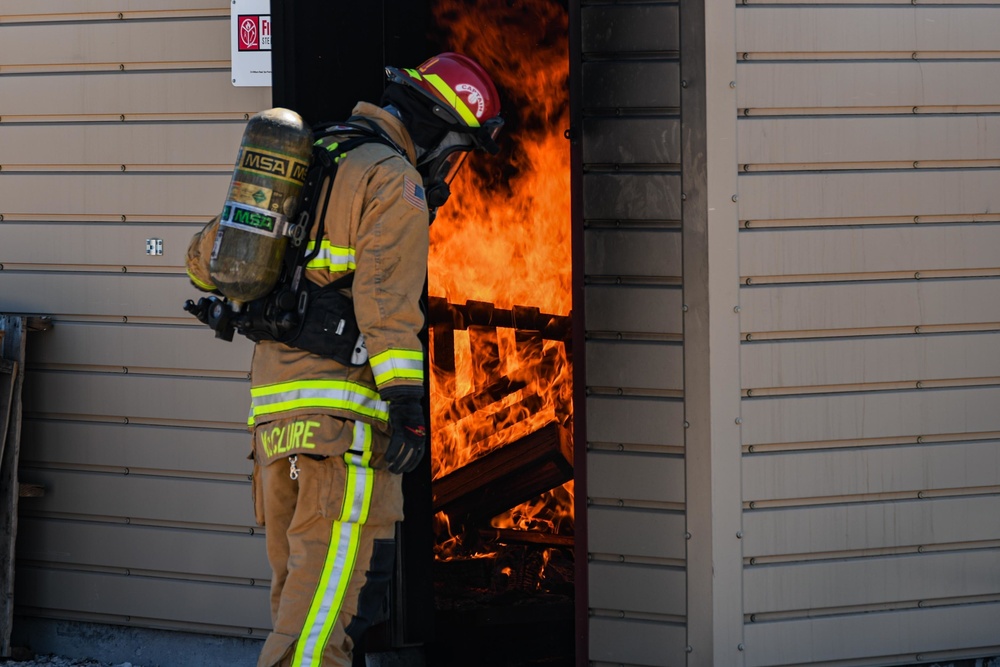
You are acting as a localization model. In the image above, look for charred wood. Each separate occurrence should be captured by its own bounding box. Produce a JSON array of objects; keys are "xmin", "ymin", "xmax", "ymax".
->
[
  {"xmin": 478, "ymin": 528, "xmax": 574, "ymax": 549},
  {"xmin": 427, "ymin": 297, "xmax": 571, "ymax": 342},
  {"xmin": 432, "ymin": 422, "xmax": 572, "ymax": 528},
  {"xmin": 468, "ymin": 326, "xmax": 502, "ymax": 390},
  {"xmin": 449, "ymin": 376, "xmax": 528, "ymax": 421}
]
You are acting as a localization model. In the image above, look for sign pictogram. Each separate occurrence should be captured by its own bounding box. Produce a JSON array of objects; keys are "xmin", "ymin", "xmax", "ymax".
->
[
  {"xmin": 231, "ymin": 0, "xmax": 271, "ymax": 86},
  {"xmin": 237, "ymin": 15, "xmax": 271, "ymax": 52}
]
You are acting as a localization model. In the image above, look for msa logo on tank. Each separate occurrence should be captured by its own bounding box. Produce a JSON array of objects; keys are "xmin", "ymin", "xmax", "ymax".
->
[
  {"xmin": 238, "ymin": 146, "xmax": 309, "ymax": 184},
  {"xmin": 221, "ymin": 201, "xmax": 283, "ymax": 237}
]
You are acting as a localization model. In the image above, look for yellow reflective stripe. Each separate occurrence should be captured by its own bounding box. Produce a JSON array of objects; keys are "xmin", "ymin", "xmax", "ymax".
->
[
  {"xmin": 187, "ymin": 269, "xmax": 216, "ymax": 292},
  {"xmin": 369, "ymin": 348, "xmax": 424, "ymax": 386},
  {"xmin": 304, "ymin": 240, "xmax": 356, "ymax": 272},
  {"xmin": 421, "ymin": 73, "xmax": 480, "ymax": 128},
  {"xmin": 248, "ymin": 380, "xmax": 388, "ymax": 426},
  {"xmin": 293, "ymin": 421, "xmax": 374, "ymax": 667},
  {"xmin": 294, "ymin": 524, "xmax": 362, "ymax": 667}
]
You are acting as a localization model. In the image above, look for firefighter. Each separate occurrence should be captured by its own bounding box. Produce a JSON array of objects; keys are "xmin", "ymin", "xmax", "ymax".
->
[{"xmin": 186, "ymin": 52, "xmax": 502, "ymax": 667}]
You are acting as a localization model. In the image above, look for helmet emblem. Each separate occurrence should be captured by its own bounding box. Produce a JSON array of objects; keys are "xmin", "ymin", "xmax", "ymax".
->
[{"xmin": 455, "ymin": 83, "xmax": 485, "ymax": 118}]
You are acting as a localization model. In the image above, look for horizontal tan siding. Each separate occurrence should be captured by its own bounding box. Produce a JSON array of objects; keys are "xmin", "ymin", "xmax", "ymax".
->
[
  {"xmin": 1, "ymin": 72, "xmax": 264, "ymax": 116},
  {"xmin": 0, "ymin": 3, "xmax": 271, "ymax": 637},
  {"xmin": 739, "ymin": 171, "xmax": 1000, "ymax": 222},
  {"xmin": 1, "ymin": 174, "xmax": 231, "ymax": 216},
  {"xmin": 744, "ymin": 604, "xmax": 1000, "ymax": 667},
  {"xmin": 586, "ymin": 397, "xmax": 684, "ymax": 450},
  {"xmin": 581, "ymin": 2, "xmax": 685, "ymax": 664},
  {"xmin": 590, "ymin": 617, "xmax": 686, "ymax": 667},
  {"xmin": 587, "ymin": 507, "xmax": 686, "ymax": 561},
  {"xmin": 22, "ymin": 420, "xmax": 250, "ymax": 474},
  {"xmin": 736, "ymin": 6, "xmax": 1000, "ymax": 53},
  {"xmin": 738, "ymin": 116, "xmax": 1000, "ymax": 164},
  {"xmin": 738, "ymin": 62, "xmax": 1000, "ymax": 109},
  {"xmin": 585, "ymin": 285, "xmax": 683, "ymax": 336},
  {"xmin": 1, "ymin": 123, "xmax": 247, "ymax": 165},
  {"xmin": 0, "ymin": 273, "xmax": 217, "ymax": 319},
  {"xmin": 18, "ymin": 519, "xmax": 266, "ymax": 579},
  {"xmin": 744, "ymin": 550, "xmax": 1000, "ymax": 613},
  {"xmin": 23, "ymin": 321, "xmax": 253, "ymax": 373},
  {"xmin": 736, "ymin": 3, "xmax": 1000, "ymax": 665},
  {"xmin": 586, "ymin": 340, "xmax": 683, "ymax": 394},
  {"xmin": 3, "ymin": 2, "xmax": 227, "ymax": 14},
  {"xmin": 16, "ymin": 569, "xmax": 270, "ymax": 633},
  {"xmin": 740, "ymin": 280, "xmax": 1000, "ymax": 335},
  {"xmin": 23, "ymin": 371, "xmax": 249, "ymax": 425},
  {"xmin": 743, "ymin": 441, "xmax": 1000, "ymax": 501},
  {"xmin": 744, "ymin": 496, "xmax": 1000, "ymax": 557},
  {"xmin": 586, "ymin": 450, "xmax": 685, "ymax": 505},
  {"xmin": 742, "ymin": 333, "xmax": 1000, "ymax": 389},
  {"xmin": 740, "ymin": 225, "xmax": 1000, "ymax": 278}
]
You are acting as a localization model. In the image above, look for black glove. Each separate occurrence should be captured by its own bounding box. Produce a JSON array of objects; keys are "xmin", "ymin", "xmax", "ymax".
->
[{"xmin": 381, "ymin": 387, "xmax": 427, "ymax": 474}]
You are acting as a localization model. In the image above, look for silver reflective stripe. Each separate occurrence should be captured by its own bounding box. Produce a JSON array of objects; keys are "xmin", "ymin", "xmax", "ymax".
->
[
  {"xmin": 305, "ymin": 240, "xmax": 356, "ymax": 272},
  {"xmin": 250, "ymin": 381, "xmax": 388, "ymax": 424},
  {"xmin": 293, "ymin": 420, "xmax": 375, "ymax": 666},
  {"xmin": 370, "ymin": 350, "xmax": 424, "ymax": 385},
  {"xmin": 344, "ymin": 422, "xmax": 373, "ymax": 523},
  {"xmin": 295, "ymin": 523, "xmax": 359, "ymax": 666}
]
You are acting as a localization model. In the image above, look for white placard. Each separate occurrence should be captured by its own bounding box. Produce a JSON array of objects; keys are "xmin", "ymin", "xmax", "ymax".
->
[{"xmin": 231, "ymin": 0, "xmax": 272, "ymax": 87}]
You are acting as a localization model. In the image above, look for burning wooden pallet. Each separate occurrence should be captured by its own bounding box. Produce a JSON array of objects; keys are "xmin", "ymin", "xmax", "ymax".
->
[{"xmin": 427, "ymin": 297, "xmax": 574, "ymax": 561}]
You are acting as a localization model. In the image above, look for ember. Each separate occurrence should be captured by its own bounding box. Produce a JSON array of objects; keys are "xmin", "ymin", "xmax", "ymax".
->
[{"xmin": 427, "ymin": 0, "xmax": 572, "ymax": 562}]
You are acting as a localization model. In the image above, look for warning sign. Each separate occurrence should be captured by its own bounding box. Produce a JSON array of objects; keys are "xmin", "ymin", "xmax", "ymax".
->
[
  {"xmin": 237, "ymin": 15, "xmax": 271, "ymax": 52},
  {"xmin": 231, "ymin": 0, "xmax": 271, "ymax": 87}
]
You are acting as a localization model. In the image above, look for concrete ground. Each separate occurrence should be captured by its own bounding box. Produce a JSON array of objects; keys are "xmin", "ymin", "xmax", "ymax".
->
[
  {"xmin": 4, "ymin": 618, "xmax": 999, "ymax": 667},
  {"xmin": 3, "ymin": 618, "xmax": 424, "ymax": 667}
]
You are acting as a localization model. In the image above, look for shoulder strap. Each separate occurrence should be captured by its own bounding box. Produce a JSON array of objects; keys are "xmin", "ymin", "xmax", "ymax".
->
[
  {"xmin": 313, "ymin": 118, "xmax": 405, "ymax": 158},
  {"xmin": 283, "ymin": 122, "xmax": 397, "ymax": 292}
]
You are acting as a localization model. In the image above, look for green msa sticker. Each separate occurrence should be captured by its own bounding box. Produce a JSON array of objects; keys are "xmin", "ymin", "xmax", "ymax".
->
[{"xmin": 220, "ymin": 202, "xmax": 286, "ymax": 238}]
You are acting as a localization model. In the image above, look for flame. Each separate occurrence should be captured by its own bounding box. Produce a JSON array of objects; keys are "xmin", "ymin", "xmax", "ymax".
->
[
  {"xmin": 428, "ymin": 0, "xmax": 570, "ymax": 312},
  {"xmin": 427, "ymin": 0, "xmax": 573, "ymax": 554}
]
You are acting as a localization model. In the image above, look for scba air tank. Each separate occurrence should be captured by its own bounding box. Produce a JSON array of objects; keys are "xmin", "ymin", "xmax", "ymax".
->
[{"xmin": 209, "ymin": 108, "xmax": 313, "ymax": 304}]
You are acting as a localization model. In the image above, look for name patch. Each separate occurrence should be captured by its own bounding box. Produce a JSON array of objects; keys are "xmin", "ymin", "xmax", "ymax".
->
[{"xmin": 260, "ymin": 420, "xmax": 320, "ymax": 458}]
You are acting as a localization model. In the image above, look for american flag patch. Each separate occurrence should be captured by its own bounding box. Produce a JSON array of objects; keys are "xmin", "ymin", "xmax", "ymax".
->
[{"xmin": 402, "ymin": 177, "xmax": 427, "ymax": 211}]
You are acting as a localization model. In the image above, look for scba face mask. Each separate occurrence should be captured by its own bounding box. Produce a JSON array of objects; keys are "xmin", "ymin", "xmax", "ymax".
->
[
  {"xmin": 416, "ymin": 117, "xmax": 504, "ymax": 213},
  {"xmin": 417, "ymin": 131, "xmax": 473, "ymax": 210}
]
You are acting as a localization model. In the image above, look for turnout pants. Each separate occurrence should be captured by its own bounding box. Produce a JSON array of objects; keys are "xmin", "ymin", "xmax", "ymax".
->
[{"xmin": 253, "ymin": 416, "xmax": 403, "ymax": 667}]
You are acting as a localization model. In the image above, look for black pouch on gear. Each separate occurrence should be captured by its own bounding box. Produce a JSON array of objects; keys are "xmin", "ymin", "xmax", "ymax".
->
[
  {"xmin": 236, "ymin": 288, "xmax": 300, "ymax": 343},
  {"xmin": 279, "ymin": 279, "xmax": 366, "ymax": 366}
]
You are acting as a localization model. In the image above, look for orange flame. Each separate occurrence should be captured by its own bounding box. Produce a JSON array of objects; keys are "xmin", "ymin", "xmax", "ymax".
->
[
  {"xmin": 427, "ymin": 0, "xmax": 573, "ymax": 553},
  {"xmin": 429, "ymin": 0, "xmax": 571, "ymax": 312}
]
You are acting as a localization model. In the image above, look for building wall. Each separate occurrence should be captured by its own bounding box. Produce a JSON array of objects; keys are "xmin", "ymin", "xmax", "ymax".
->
[
  {"xmin": 735, "ymin": 2, "xmax": 1000, "ymax": 665},
  {"xmin": 6, "ymin": 0, "xmax": 1000, "ymax": 663},
  {"xmin": 0, "ymin": 2, "xmax": 273, "ymax": 637},
  {"xmin": 580, "ymin": 4, "xmax": 688, "ymax": 664},
  {"xmin": 582, "ymin": 1, "xmax": 1000, "ymax": 666}
]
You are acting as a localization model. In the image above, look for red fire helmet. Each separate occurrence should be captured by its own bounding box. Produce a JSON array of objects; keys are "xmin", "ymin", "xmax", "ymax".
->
[{"xmin": 386, "ymin": 52, "xmax": 501, "ymax": 130}]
